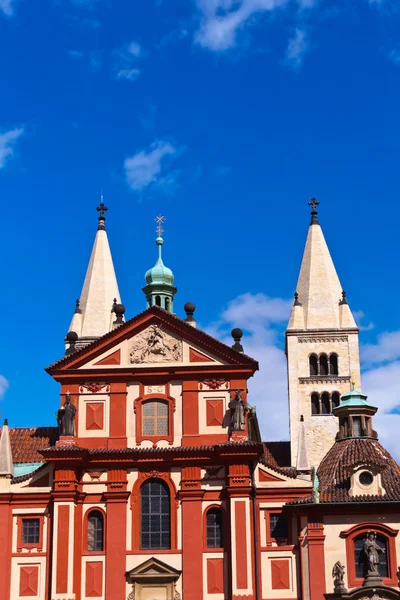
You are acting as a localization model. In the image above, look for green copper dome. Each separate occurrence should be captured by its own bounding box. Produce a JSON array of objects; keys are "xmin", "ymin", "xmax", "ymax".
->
[
  {"xmin": 145, "ymin": 237, "xmax": 174, "ymax": 286},
  {"xmin": 142, "ymin": 235, "xmax": 177, "ymax": 313}
]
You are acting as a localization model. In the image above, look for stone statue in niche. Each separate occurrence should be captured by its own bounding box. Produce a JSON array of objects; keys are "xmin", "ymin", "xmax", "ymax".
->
[
  {"xmin": 57, "ymin": 393, "xmax": 76, "ymax": 436},
  {"xmin": 129, "ymin": 324, "xmax": 182, "ymax": 364},
  {"xmin": 229, "ymin": 390, "xmax": 248, "ymax": 431},
  {"xmin": 364, "ymin": 531, "xmax": 385, "ymax": 577},
  {"xmin": 332, "ymin": 561, "xmax": 347, "ymax": 592}
]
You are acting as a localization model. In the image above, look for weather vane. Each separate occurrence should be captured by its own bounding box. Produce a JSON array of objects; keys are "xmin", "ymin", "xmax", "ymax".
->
[{"xmin": 155, "ymin": 214, "xmax": 166, "ymax": 237}]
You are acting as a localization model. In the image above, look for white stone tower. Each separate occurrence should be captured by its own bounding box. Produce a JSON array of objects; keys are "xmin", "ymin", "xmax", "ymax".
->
[
  {"xmin": 286, "ymin": 199, "xmax": 361, "ymax": 469},
  {"xmin": 67, "ymin": 199, "xmax": 123, "ymax": 349}
]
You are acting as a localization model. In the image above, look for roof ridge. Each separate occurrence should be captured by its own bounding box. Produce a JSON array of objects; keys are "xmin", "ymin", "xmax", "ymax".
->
[{"xmin": 47, "ymin": 305, "xmax": 258, "ymax": 371}]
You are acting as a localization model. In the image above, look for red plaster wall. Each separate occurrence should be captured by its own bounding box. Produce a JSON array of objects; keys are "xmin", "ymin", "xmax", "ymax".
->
[
  {"xmin": 235, "ymin": 501, "xmax": 248, "ymax": 590},
  {"xmin": 207, "ymin": 558, "xmax": 224, "ymax": 594},
  {"xmin": 56, "ymin": 504, "xmax": 70, "ymax": 594},
  {"xmin": 85, "ymin": 561, "xmax": 103, "ymax": 597}
]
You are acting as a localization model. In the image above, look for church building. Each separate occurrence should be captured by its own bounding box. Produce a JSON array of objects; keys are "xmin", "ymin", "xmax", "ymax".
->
[{"xmin": 0, "ymin": 200, "xmax": 399, "ymax": 600}]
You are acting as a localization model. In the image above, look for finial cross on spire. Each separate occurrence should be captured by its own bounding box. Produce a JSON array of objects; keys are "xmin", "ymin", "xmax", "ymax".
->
[
  {"xmin": 96, "ymin": 201, "xmax": 108, "ymax": 221},
  {"xmin": 308, "ymin": 197, "xmax": 320, "ymax": 224},
  {"xmin": 155, "ymin": 214, "xmax": 166, "ymax": 237},
  {"xmin": 308, "ymin": 197, "xmax": 319, "ymax": 213}
]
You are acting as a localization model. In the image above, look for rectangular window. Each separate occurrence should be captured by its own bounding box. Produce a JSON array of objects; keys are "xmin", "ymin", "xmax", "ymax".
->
[
  {"xmin": 142, "ymin": 401, "xmax": 169, "ymax": 436},
  {"xmin": 269, "ymin": 513, "xmax": 288, "ymax": 541},
  {"xmin": 22, "ymin": 518, "xmax": 40, "ymax": 545}
]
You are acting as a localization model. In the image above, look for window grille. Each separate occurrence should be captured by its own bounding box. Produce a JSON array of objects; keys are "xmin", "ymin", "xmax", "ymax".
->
[
  {"xmin": 142, "ymin": 400, "xmax": 169, "ymax": 436},
  {"xmin": 22, "ymin": 519, "xmax": 40, "ymax": 544},
  {"xmin": 87, "ymin": 511, "xmax": 104, "ymax": 552},
  {"xmin": 140, "ymin": 479, "xmax": 170, "ymax": 550},
  {"xmin": 206, "ymin": 508, "xmax": 223, "ymax": 548}
]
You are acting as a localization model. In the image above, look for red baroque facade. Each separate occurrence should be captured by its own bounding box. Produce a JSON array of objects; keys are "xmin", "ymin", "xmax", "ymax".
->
[{"xmin": 1, "ymin": 205, "xmax": 400, "ymax": 600}]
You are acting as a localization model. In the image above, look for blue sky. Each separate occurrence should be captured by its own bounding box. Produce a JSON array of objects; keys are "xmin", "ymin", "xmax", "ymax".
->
[{"xmin": 1, "ymin": 0, "xmax": 400, "ymax": 457}]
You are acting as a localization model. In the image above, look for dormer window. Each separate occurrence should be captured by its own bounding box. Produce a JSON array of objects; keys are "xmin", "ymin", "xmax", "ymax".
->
[{"xmin": 358, "ymin": 470, "xmax": 373, "ymax": 487}]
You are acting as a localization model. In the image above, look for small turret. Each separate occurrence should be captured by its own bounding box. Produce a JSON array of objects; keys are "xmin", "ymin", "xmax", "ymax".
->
[
  {"xmin": 333, "ymin": 386, "xmax": 378, "ymax": 440},
  {"xmin": 0, "ymin": 419, "xmax": 13, "ymax": 479},
  {"xmin": 142, "ymin": 215, "xmax": 177, "ymax": 313}
]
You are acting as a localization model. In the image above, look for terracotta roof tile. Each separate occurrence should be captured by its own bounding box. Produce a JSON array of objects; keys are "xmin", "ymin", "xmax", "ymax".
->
[
  {"xmin": 289, "ymin": 437, "xmax": 400, "ymax": 505},
  {"xmin": 2, "ymin": 427, "xmax": 59, "ymax": 464}
]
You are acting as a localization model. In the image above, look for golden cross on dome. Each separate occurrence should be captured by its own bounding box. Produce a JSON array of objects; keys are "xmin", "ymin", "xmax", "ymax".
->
[{"xmin": 155, "ymin": 214, "xmax": 166, "ymax": 237}]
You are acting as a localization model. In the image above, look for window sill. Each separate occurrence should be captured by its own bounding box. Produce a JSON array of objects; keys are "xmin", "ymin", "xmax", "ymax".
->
[
  {"xmin": 128, "ymin": 549, "xmax": 181, "ymax": 555},
  {"xmin": 203, "ymin": 547, "xmax": 225, "ymax": 553}
]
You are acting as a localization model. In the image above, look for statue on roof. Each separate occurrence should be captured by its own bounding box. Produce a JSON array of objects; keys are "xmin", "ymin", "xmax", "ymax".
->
[
  {"xmin": 57, "ymin": 393, "xmax": 76, "ymax": 437},
  {"xmin": 364, "ymin": 531, "xmax": 385, "ymax": 577},
  {"xmin": 229, "ymin": 390, "xmax": 248, "ymax": 431}
]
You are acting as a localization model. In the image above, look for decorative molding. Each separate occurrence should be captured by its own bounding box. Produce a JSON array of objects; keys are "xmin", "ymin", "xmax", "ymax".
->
[
  {"xmin": 299, "ymin": 375, "xmax": 351, "ymax": 385},
  {"xmin": 129, "ymin": 325, "xmax": 182, "ymax": 364},
  {"xmin": 298, "ymin": 336, "xmax": 348, "ymax": 343},
  {"xmin": 204, "ymin": 466, "xmax": 223, "ymax": 480},
  {"xmin": 87, "ymin": 471, "xmax": 104, "ymax": 481},
  {"xmin": 79, "ymin": 383, "xmax": 109, "ymax": 394},
  {"xmin": 199, "ymin": 379, "xmax": 228, "ymax": 390}
]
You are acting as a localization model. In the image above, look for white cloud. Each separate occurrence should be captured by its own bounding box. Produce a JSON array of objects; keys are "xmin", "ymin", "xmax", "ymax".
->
[
  {"xmin": 194, "ymin": 0, "xmax": 315, "ymax": 52},
  {"xmin": 284, "ymin": 27, "xmax": 309, "ymax": 69},
  {"xmin": 116, "ymin": 68, "xmax": 140, "ymax": 81},
  {"xmin": 207, "ymin": 292, "xmax": 400, "ymax": 462},
  {"xmin": 0, "ymin": 0, "xmax": 15, "ymax": 16},
  {"xmin": 124, "ymin": 140, "xmax": 178, "ymax": 192},
  {"xmin": 0, "ymin": 375, "xmax": 8, "ymax": 399},
  {"xmin": 206, "ymin": 293, "xmax": 292, "ymax": 441},
  {"xmin": 353, "ymin": 309, "xmax": 374, "ymax": 331},
  {"xmin": 0, "ymin": 127, "xmax": 24, "ymax": 169},
  {"xmin": 362, "ymin": 330, "xmax": 400, "ymax": 365},
  {"xmin": 114, "ymin": 40, "xmax": 143, "ymax": 82}
]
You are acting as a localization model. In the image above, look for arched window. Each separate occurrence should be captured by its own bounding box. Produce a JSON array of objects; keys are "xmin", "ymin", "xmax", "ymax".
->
[
  {"xmin": 164, "ymin": 297, "xmax": 170, "ymax": 312},
  {"xmin": 319, "ymin": 354, "xmax": 329, "ymax": 376},
  {"xmin": 140, "ymin": 479, "xmax": 170, "ymax": 550},
  {"xmin": 155, "ymin": 295, "xmax": 161, "ymax": 307},
  {"xmin": 311, "ymin": 393, "xmax": 320, "ymax": 415},
  {"xmin": 332, "ymin": 391, "xmax": 340, "ymax": 409},
  {"xmin": 206, "ymin": 508, "xmax": 223, "ymax": 548},
  {"xmin": 309, "ymin": 354, "xmax": 318, "ymax": 376},
  {"xmin": 142, "ymin": 400, "xmax": 169, "ymax": 436},
  {"xmin": 329, "ymin": 353, "xmax": 339, "ymax": 375},
  {"xmin": 353, "ymin": 534, "xmax": 388, "ymax": 579},
  {"xmin": 87, "ymin": 510, "xmax": 104, "ymax": 552},
  {"xmin": 321, "ymin": 392, "xmax": 330, "ymax": 414}
]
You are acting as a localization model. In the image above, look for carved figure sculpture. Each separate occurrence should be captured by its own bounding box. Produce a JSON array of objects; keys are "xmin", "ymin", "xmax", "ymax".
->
[
  {"xmin": 130, "ymin": 325, "xmax": 182, "ymax": 364},
  {"xmin": 57, "ymin": 394, "xmax": 76, "ymax": 436},
  {"xmin": 332, "ymin": 561, "xmax": 347, "ymax": 592},
  {"xmin": 229, "ymin": 390, "xmax": 248, "ymax": 431},
  {"xmin": 364, "ymin": 531, "xmax": 384, "ymax": 576}
]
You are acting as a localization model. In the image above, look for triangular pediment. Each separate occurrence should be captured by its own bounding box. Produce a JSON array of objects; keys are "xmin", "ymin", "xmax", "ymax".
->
[
  {"xmin": 47, "ymin": 307, "xmax": 257, "ymax": 373},
  {"xmin": 126, "ymin": 557, "xmax": 181, "ymax": 582}
]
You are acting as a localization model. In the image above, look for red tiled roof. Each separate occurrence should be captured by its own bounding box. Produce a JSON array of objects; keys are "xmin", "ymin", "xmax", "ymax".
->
[
  {"xmin": 289, "ymin": 437, "xmax": 400, "ymax": 505},
  {"xmin": 3, "ymin": 427, "xmax": 59, "ymax": 464},
  {"xmin": 261, "ymin": 441, "xmax": 297, "ymax": 478}
]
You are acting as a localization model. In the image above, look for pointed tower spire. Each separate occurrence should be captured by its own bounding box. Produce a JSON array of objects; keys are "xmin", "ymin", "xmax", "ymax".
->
[
  {"xmin": 68, "ymin": 198, "xmax": 123, "ymax": 346},
  {"xmin": 286, "ymin": 200, "xmax": 361, "ymax": 470},
  {"xmin": 142, "ymin": 215, "xmax": 177, "ymax": 313},
  {"xmin": 288, "ymin": 198, "xmax": 356, "ymax": 330},
  {"xmin": 0, "ymin": 419, "xmax": 13, "ymax": 478}
]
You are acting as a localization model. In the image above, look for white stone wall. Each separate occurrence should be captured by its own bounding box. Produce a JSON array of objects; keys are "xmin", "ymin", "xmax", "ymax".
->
[{"xmin": 287, "ymin": 331, "xmax": 361, "ymax": 468}]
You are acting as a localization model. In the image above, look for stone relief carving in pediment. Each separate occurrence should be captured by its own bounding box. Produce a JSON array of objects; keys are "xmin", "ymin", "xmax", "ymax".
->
[{"xmin": 129, "ymin": 324, "xmax": 182, "ymax": 364}]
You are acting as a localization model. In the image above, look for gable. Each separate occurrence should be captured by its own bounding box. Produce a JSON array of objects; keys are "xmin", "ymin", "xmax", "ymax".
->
[{"xmin": 47, "ymin": 307, "xmax": 257, "ymax": 373}]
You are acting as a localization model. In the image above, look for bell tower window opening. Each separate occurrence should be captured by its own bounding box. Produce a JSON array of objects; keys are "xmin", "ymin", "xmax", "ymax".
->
[
  {"xmin": 309, "ymin": 354, "xmax": 318, "ymax": 376},
  {"xmin": 155, "ymin": 295, "xmax": 161, "ymax": 307},
  {"xmin": 330, "ymin": 353, "xmax": 339, "ymax": 375},
  {"xmin": 310, "ymin": 391, "xmax": 341, "ymax": 415},
  {"xmin": 165, "ymin": 297, "xmax": 170, "ymax": 311},
  {"xmin": 319, "ymin": 354, "xmax": 329, "ymax": 376},
  {"xmin": 142, "ymin": 400, "xmax": 169, "ymax": 436},
  {"xmin": 309, "ymin": 352, "xmax": 340, "ymax": 376},
  {"xmin": 140, "ymin": 479, "xmax": 171, "ymax": 550}
]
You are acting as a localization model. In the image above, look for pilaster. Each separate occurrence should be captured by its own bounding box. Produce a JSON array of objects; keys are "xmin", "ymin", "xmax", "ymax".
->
[
  {"xmin": 104, "ymin": 469, "xmax": 129, "ymax": 600},
  {"xmin": 180, "ymin": 466, "xmax": 204, "ymax": 600},
  {"xmin": 307, "ymin": 517, "xmax": 326, "ymax": 600}
]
